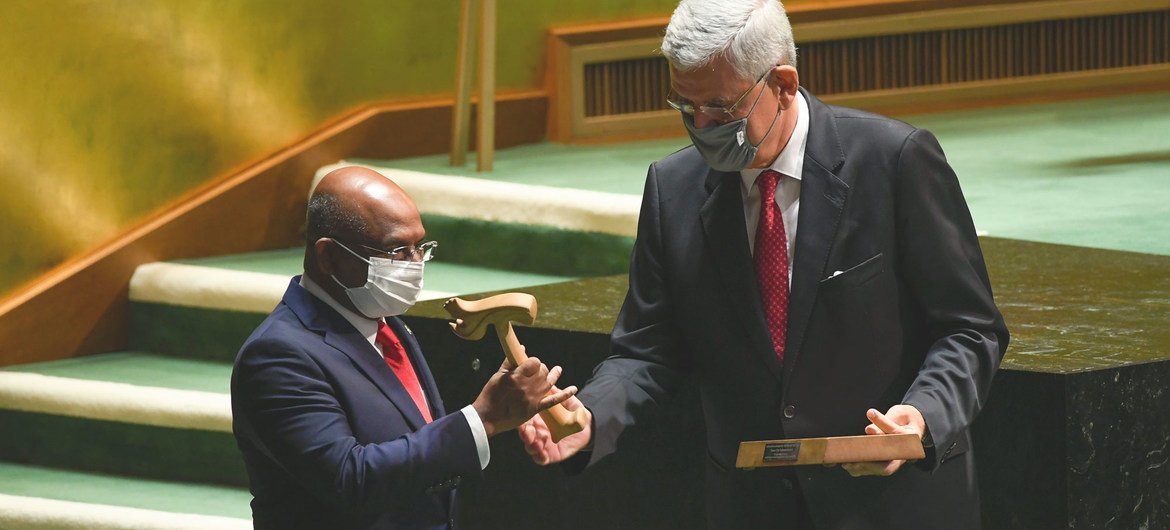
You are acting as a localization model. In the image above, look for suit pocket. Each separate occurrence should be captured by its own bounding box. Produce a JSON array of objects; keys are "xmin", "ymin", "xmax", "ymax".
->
[{"xmin": 819, "ymin": 253, "xmax": 884, "ymax": 290}]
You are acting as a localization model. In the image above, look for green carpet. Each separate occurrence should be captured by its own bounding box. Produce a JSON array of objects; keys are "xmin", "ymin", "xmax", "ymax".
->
[
  {"xmin": 362, "ymin": 91, "xmax": 1170, "ymax": 257},
  {"xmin": 175, "ymin": 247, "xmax": 304, "ymax": 276},
  {"xmin": 350, "ymin": 138, "xmax": 689, "ymax": 195},
  {"xmin": 4, "ymin": 351, "xmax": 232, "ymax": 394},
  {"xmin": 0, "ymin": 462, "xmax": 251, "ymax": 519},
  {"xmin": 907, "ymin": 92, "xmax": 1170, "ymax": 257}
]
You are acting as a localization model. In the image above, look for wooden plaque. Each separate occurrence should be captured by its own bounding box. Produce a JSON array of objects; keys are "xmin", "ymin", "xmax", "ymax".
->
[{"xmin": 735, "ymin": 433, "xmax": 925, "ymax": 469}]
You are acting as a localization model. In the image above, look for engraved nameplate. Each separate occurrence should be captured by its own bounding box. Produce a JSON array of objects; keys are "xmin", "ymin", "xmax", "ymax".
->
[{"xmin": 762, "ymin": 442, "xmax": 801, "ymax": 462}]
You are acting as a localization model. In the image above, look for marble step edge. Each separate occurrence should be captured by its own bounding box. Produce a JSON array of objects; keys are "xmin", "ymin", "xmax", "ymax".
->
[
  {"xmin": 0, "ymin": 493, "xmax": 249, "ymax": 530},
  {"xmin": 314, "ymin": 162, "xmax": 643, "ymax": 238},
  {"xmin": 129, "ymin": 262, "xmax": 455, "ymax": 314},
  {"xmin": 0, "ymin": 372, "xmax": 230, "ymax": 433}
]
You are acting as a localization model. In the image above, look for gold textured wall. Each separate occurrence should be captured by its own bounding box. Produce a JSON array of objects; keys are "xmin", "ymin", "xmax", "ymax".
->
[{"xmin": 0, "ymin": 0, "xmax": 686, "ymax": 297}]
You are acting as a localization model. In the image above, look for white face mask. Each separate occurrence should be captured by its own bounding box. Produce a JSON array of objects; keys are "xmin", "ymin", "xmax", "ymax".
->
[{"xmin": 330, "ymin": 241, "xmax": 425, "ymax": 319}]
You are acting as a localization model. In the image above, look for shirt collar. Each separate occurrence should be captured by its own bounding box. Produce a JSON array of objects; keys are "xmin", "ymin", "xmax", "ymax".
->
[
  {"xmin": 740, "ymin": 91, "xmax": 810, "ymax": 190},
  {"xmin": 299, "ymin": 274, "xmax": 380, "ymax": 346}
]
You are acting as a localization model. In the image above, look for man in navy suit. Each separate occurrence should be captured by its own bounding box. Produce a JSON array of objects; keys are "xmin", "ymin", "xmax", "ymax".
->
[
  {"xmin": 232, "ymin": 166, "xmax": 575, "ymax": 530},
  {"xmin": 521, "ymin": 1, "xmax": 1008, "ymax": 528}
]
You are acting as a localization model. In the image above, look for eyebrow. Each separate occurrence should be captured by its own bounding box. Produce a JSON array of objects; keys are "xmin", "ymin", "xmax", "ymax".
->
[
  {"xmin": 671, "ymin": 86, "xmax": 732, "ymax": 109},
  {"xmin": 675, "ymin": 94, "xmax": 730, "ymax": 108},
  {"xmin": 388, "ymin": 237, "xmax": 427, "ymax": 249}
]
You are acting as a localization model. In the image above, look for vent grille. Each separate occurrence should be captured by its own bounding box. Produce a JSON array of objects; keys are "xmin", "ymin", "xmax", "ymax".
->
[
  {"xmin": 583, "ymin": 57, "xmax": 672, "ymax": 118},
  {"xmin": 580, "ymin": 10, "xmax": 1169, "ymax": 117},
  {"xmin": 802, "ymin": 10, "xmax": 1170, "ymax": 94}
]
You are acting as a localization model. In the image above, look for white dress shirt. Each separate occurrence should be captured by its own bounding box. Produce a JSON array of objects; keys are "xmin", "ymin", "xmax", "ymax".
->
[
  {"xmin": 739, "ymin": 91, "xmax": 810, "ymax": 285},
  {"xmin": 300, "ymin": 275, "xmax": 491, "ymax": 469}
]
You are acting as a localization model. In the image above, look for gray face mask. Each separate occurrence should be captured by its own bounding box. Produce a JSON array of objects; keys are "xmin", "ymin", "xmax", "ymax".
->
[{"xmin": 682, "ymin": 82, "xmax": 781, "ymax": 172}]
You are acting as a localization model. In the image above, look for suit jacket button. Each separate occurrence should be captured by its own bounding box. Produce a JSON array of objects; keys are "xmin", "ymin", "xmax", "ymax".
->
[
  {"xmin": 782, "ymin": 478, "xmax": 794, "ymax": 490},
  {"xmin": 783, "ymin": 405, "xmax": 796, "ymax": 419}
]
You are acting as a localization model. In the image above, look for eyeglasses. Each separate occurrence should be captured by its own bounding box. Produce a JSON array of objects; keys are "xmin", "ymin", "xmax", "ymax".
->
[
  {"xmin": 666, "ymin": 70, "xmax": 769, "ymax": 124},
  {"xmin": 350, "ymin": 240, "xmax": 438, "ymax": 262}
]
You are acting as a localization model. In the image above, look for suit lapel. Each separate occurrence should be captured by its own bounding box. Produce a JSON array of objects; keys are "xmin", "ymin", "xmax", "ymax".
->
[
  {"xmin": 323, "ymin": 328, "xmax": 428, "ymax": 431},
  {"xmin": 783, "ymin": 90, "xmax": 850, "ymax": 379},
  {"xmin": 699, "ymin": 169, "xmax": 786, "ymax": 383},
  {"xmin": 283, "ymin": 277, "xmax": 428, "ymax": 431}
]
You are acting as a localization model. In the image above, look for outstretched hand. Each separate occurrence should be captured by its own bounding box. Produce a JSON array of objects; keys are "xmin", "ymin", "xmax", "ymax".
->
[{"xmin": 518, "ymin": 394, "xmax": 593, "ymax": 465}]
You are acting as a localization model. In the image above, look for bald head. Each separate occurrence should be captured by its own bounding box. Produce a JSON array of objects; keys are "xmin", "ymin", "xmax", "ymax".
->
[
  {"xmin": 306, "ymin": 167, "xmax": 420, "ymax": 245},
  {"xmin": 304, "ymin": 167, "xmax": 426, "ymax": 306}
]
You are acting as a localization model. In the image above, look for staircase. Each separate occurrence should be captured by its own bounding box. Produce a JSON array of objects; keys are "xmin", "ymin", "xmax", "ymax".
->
[{"xmin": 0, "ymin": 157, "xmax": 646, "ymax": 529}]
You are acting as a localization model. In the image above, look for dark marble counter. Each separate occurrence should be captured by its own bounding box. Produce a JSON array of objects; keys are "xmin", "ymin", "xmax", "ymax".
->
[
  {"xmin": 406, "ymin": 236, "xmax": 1170, "ymax": 529},
  {"xmin": 984, "ymin": 238, "xmax": 1170, "ymax": 373}
]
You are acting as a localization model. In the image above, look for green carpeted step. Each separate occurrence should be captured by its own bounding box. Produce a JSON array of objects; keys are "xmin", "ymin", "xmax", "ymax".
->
[
  {"xmin": 4, "ymin": 351, "xmax": 231, "ymax": 394},
  {"xmin": 0, "ymin": 462, "xmax": 251, "ymax": 524},
  {"xmin": 127, "ymin": 250, "xmax": 600, "ymax": 361},
  {"xmin": 135, "ymin": 249, "xmax": 586, "ymax": 317},
  {"xmin": 175, "ymin": 246, "xmax": 583, "ymax": 294},
  {"xmin": 129, "ymin": 302, "xmax": 267, "ymax": 363},
  {"xmin": 174, "ymin": 215, "xmax": 634, "ymax": 280},
  {"xmin": 0, "ymin": 352, "xmax": 243, "ymax": 486}
]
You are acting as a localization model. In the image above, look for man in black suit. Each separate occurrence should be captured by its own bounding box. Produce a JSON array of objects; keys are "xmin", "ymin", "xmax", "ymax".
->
[
  {"xmin": 233, "ymin": 166, "xmax": 575, "ymax": 529},
  {"xmin": 520, "ymin": 1, "xmax": 1008, "ymax": 528}
]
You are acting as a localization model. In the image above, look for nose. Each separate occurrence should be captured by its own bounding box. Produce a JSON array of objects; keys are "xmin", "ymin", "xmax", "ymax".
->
[{"xmin": 693, "ymin": 112, "xmax": 717, "ymax": 129}]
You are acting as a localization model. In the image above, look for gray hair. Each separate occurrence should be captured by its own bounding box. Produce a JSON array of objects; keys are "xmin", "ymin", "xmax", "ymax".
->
[{"xmin": 661, "ymin": 0, "xmax": 797, "ymax": 80}]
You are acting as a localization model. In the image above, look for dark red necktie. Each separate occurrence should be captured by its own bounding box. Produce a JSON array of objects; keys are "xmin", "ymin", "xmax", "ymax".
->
[
  {"xmin": 754, "ymin": 169, "xmax": 790, "ymax": 364},
  {"xmin": 375, "ymin": 321, "xmax": 433, "ymax": 423}
]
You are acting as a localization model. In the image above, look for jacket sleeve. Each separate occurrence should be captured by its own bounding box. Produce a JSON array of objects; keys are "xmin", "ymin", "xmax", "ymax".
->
[
  {"xmin": 576, "ymin": 162, "xmax": 691, "ymax": 468},
  {"xmin": 232, "ymin": 339, "xmax": 481, "ymax": 516},
  {"xmin": 893, "ymin": 128, "xmax": 1010, "ymax": 470}
]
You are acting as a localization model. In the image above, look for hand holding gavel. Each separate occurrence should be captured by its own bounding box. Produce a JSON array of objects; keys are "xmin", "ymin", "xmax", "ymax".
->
[{"xmin": 445, "ymin": 293, "xmax": 589, "ymax": 442}]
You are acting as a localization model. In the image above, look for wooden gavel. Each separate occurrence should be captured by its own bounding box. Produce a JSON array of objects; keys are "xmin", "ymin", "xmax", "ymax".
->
[{"xmin": 443, "ymin": 293, "xmax": 587, "ymax": 442}]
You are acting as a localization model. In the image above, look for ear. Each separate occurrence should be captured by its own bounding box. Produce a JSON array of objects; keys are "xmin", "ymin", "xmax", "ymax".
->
[
  {"xmin": 772, "ymin": 65, "xmax": 800, "ymax": 109},
  {"xmin": 314, "ymin": 238, "xmax": 336, "ymax": 276}
]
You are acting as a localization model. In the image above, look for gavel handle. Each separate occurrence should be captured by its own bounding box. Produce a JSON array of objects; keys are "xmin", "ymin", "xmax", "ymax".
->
[{"xmin": 497, "ymin": 323, "xmax": 588, "ymax": 443}]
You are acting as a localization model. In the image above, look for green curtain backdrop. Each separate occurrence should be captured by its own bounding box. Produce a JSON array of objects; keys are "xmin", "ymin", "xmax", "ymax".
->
[{"xmin": 0, "ymin": 0, "xmax": 700, "ymax": 297}]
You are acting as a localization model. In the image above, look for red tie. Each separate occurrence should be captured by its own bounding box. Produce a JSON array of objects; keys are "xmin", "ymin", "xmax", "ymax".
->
[
  {"xmin": 375, "ymin": 321, "xmax": 433, "ymax": 423},
  {"xmin": 754, "ymin": 170, "xmax": 790, "ymax": 364}
]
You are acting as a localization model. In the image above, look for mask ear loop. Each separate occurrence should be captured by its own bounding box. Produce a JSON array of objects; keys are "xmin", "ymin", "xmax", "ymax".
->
[
  {"xmin": 331, "ymin": 239, "xmax": 373, "ymax": 266},
  {"xmin": 327, "ymin": 239, "xmax": 373, "ymax": 291},
  {"xmin": 749, "ymin": 80, "xmax": 784, "ymax": 149}
]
